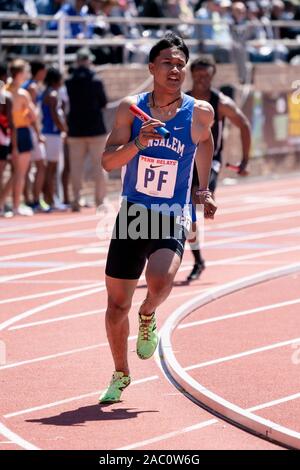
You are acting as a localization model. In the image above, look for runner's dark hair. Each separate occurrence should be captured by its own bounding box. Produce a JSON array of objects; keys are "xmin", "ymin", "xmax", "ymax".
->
[{"xmin": 149, "ymin": 32, "xmax": 189, "ymax": 63}]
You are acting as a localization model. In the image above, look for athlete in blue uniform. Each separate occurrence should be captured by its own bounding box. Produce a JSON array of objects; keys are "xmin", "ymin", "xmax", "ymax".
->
[{"xmin": 99, "ymin": 33, "xmax": 217, "ymax": 403}]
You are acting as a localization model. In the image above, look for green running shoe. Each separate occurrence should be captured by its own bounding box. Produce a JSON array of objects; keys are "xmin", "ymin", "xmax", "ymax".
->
[
  {"xmin": 136, "ymin": 312, "xmax": 158, "ymax": 360},
  {"xmin": 99, "ymin": 371, "xmax": 131, "ymax": 403}
]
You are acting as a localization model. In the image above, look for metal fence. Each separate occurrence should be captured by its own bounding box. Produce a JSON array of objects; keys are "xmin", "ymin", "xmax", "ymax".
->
[{"xmin": 1, "ymin": 13, "xmax": 300, "ymax": 72}]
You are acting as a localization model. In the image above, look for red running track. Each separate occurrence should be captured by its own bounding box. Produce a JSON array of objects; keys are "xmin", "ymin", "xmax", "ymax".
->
[{"xmin": 0, "ymin": 174, "xmax": 300, "ymax": 450}]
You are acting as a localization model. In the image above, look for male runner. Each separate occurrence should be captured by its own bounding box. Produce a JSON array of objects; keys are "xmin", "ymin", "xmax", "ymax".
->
[
  {"xmin": 186, "ymin": 55, "xmax": 251, "ymax": 281},
  {"xmin": 99, "ymin": 33, "xmax": 217, "ymax": 403}
]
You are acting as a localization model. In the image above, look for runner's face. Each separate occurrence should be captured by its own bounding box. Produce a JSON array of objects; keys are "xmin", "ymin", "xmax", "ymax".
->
[
  {"xmin": 149, "ymin": 47, "xmax": 187, "ymax": 92},
  {"xmin": 191, "ymin": 66, "xmax": 215, "ymax": 93}
]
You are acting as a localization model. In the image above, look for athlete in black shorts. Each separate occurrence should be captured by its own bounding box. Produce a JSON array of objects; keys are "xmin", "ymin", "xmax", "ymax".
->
[
  {"xmin": 99, "ymin": 34, "xmax": 217, "ymax": 403},
  {"xmin": 187, "ymin": 55, "xmax": 251, "ymax": 281}
]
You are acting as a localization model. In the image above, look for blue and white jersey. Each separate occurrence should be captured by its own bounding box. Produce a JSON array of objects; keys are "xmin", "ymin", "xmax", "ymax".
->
[{"xmin": 122, "ymin": 92, "xmax": 197, "ymax": 220}]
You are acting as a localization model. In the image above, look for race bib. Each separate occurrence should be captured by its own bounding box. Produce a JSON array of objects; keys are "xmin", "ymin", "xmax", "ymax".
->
[{"xmin": 136, "ymin": 155, "xmax": 178, "ymax": 198}]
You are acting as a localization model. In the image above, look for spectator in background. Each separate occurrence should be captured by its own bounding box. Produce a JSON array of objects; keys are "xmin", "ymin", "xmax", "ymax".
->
[
  {"xmin": 194, "ymin": 0, "xmax": 232, "ymax": 62},
  {"xmin": 48, "ymin": 0, "xmax": 87, "ymax": 38},
  {"xmin": 66, "ymin": 48, "xmax": 108, "ymax": 212},
  {"xmin": 59, "ymin": 83, "xmax": 71, "ymax": 206},
  {"xmin": 22, "ymin": 61, "xmax": 48, "ymax": 212},
  {"xmin": 163, "ymin": 0, "xmax": 194, "ymax": 39},
  {"xmin": 235, "ymin": 0, "xmax": 288, "ymax": 62},
  {"xmin": 79, "ymin": 0, "xmax": 125, "ymax": 64},
  {"xmin": 0, "ymin": 0, "xmax": 26, "ymax": 14},
  {"xmin": 35, "ymin": 0, "xmax": 65, "ymax": 15},
  {"xmin": 138, "ymin": 0, "xmax": 165, "ymax": 30},
  {"xmin": 6, "ymin": 60, "xmax": 37, "ymax": 216},
  {"xmin": 41, "ymin": 67, "xmax": 68, "ymax": 210}
]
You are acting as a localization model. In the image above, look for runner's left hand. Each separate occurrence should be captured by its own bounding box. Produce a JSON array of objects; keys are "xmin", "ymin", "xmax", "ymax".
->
[
  {"xmin": 203, "ymin": 195, "xmax": 217, "ymax": 219},
  {"xmin": 237, "ymin": 158, "xmax": 249, "ymax": 176}
]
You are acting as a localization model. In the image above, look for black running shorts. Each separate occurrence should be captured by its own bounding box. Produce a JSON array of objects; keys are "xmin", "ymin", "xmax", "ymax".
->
[
  {"xmin": 105, "ymin": 200, "xmax": 187, "ymax": 280},
  {"xmin": 0, "ymin": 145, "xmax": 10, "ymax": 161}
]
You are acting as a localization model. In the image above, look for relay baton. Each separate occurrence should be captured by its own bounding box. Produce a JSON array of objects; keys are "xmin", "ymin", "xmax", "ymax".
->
[
  {"xmin": 226, "ymin": 162, "xmax": 248, "ymax": 176},
  {"xmin": 226, "ymin": 163, "xmax": 240, "ymax": 172},
  {"xmin": 129, "ymin": 103, "xmax": 170, "ymax": 139}
]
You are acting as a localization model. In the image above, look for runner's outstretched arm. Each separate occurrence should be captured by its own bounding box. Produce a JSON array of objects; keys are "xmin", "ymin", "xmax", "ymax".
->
[{"xmin": 193, "ymin": 101, "xmax": 217, "ymax": 219}]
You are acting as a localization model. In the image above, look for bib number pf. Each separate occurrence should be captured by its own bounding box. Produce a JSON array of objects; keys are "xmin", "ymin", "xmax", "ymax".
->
[{"xmin": 136, "ymin": 155, "xmax": 178, "ymax": 198}]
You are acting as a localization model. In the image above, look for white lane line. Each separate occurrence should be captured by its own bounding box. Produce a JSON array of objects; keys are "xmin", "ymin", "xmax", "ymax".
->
[
  {"xmin": 1, "ymin": 238, "xmax": 299, "ymax": 307},
  {"xmin": 1, "ymin": 213, "xmax": 298, "ymax": 296},
  {"xmin": 0, "ymin": 264, "xmax": 296, "ymax": 448},
  {"xmin": 0, "ymin": 260, "xmax": 105, "ymax": 284},
  {"xmin": 4, "ymin": 369, "xmax": 300, "ymax": 452},
  {"xmin": 0, "ymin": 342, "xmax": 106, "ymax": 370},
  {"xmin": 0, "ymin": 208, "xmax": 299, "ymax": 264},
  {"xmin": 0, "ymin": 263, "xmax": 191, "ymax": 332},
  {"xmin": 179, "ymin": 297, "xmax": 300, "ymax": 330},
  {"xmin": 0, "ymin": 199, "xmax": 299, "ymax": 250},
  {"xmin": 9, "ymin": 289, "xmax": 208, "ymax": 331},
  {"xmin": 204, "ymin": 226, "xmax": 300, "ymax": 248},
  {"xmin": 249, "ymin": 392, "xmax": 300, "ymax": 413},
  {"xmin": 0, "ymin": 331, "xmax": 135, "ymax": 369},
  {"xmin": 9, "ymin": 308, "xmax": 106, "ymax": 331},
  {"xmin": 160, "ymin": 263, "xmax": 300, "ymax": 450},
  {"xmin": 1, "ymin": 224, "xmax": 299, "ymax": 286},
  {"xmin": 0, "ymin": 214, "xmax": 100, "ymax": 234},
  {"xmin": 218, "ymin": 199, "xmax": 299, "ymax": 216},
  {"xmin": 0, "ymin": 184, "xmax": 297, "ymax": 235},
  {"xmin": 6, "ymin": 280, "xmax": 102, "ymax": 284},
  {"xmin": 7, "ymin": 307, "xmax": 297, "ymax": 370},
  {"xmin": 3, "ymin": 241, "xmax": 300, "ymax": 306},
  {"xmin": 117, "ymin": 419, "xmax": 217, "ymax": 451},
  {"xmin": 0, "ymin": 282, "xmax": 102, "ymax": 306},
  {"xmin": 206, "ymin": 209, "xmax": 300, "ymax": 232},
  {"xmin": 228, "ymin": 261, "xmax": 288, "ymax": 265},
  {"xmin": 0, "ymin": 423, "xmax": 39, "ymax": 450},
  {"xmin": 3, "ymin": 375, "xmax": 158, "ymax": 419},
  {"xmin": 0, "ymin": 286, "xmax": 106, "ymax": 332},
  {"xmin": 0, "ymin": 265, "xmax": 202, "ymax": 368},
  {"xmin": 0, "ymin": 189, "xmax": 298, "ymax": 450},
  {"xmin": 185, "ymin": 337, "xmax": 300, "ymax": 371},
  {"xmin": 209, "ymin": 243, "xmax": 300, "ymax": 265},
  {"xmin": 0, "ymin": 227, "xmax": 97, "ymax": 248},
  {"xmin": 4, "ymin": 286, "xmax": 206, "ymax": 367},
  {"xmin": 215, "ymin": 185, "xmax": 300, "ymax": 203},
  {"xmin": 0, "ymin": 241, "xmax": 104, "ymax": 262},
  {"xmin": 117, "ymin": 389, "xmax": 300, "ymax": 450}
]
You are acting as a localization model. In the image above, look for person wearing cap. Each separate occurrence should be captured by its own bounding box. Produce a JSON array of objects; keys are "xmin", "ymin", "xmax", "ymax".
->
[
  {"xmin": 194, "ymin": 0, "xmax": 232, "ymax": 62},
  {"xmin": 66, "ymin": 48, "xmax": 108, "ymax": 212}
]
